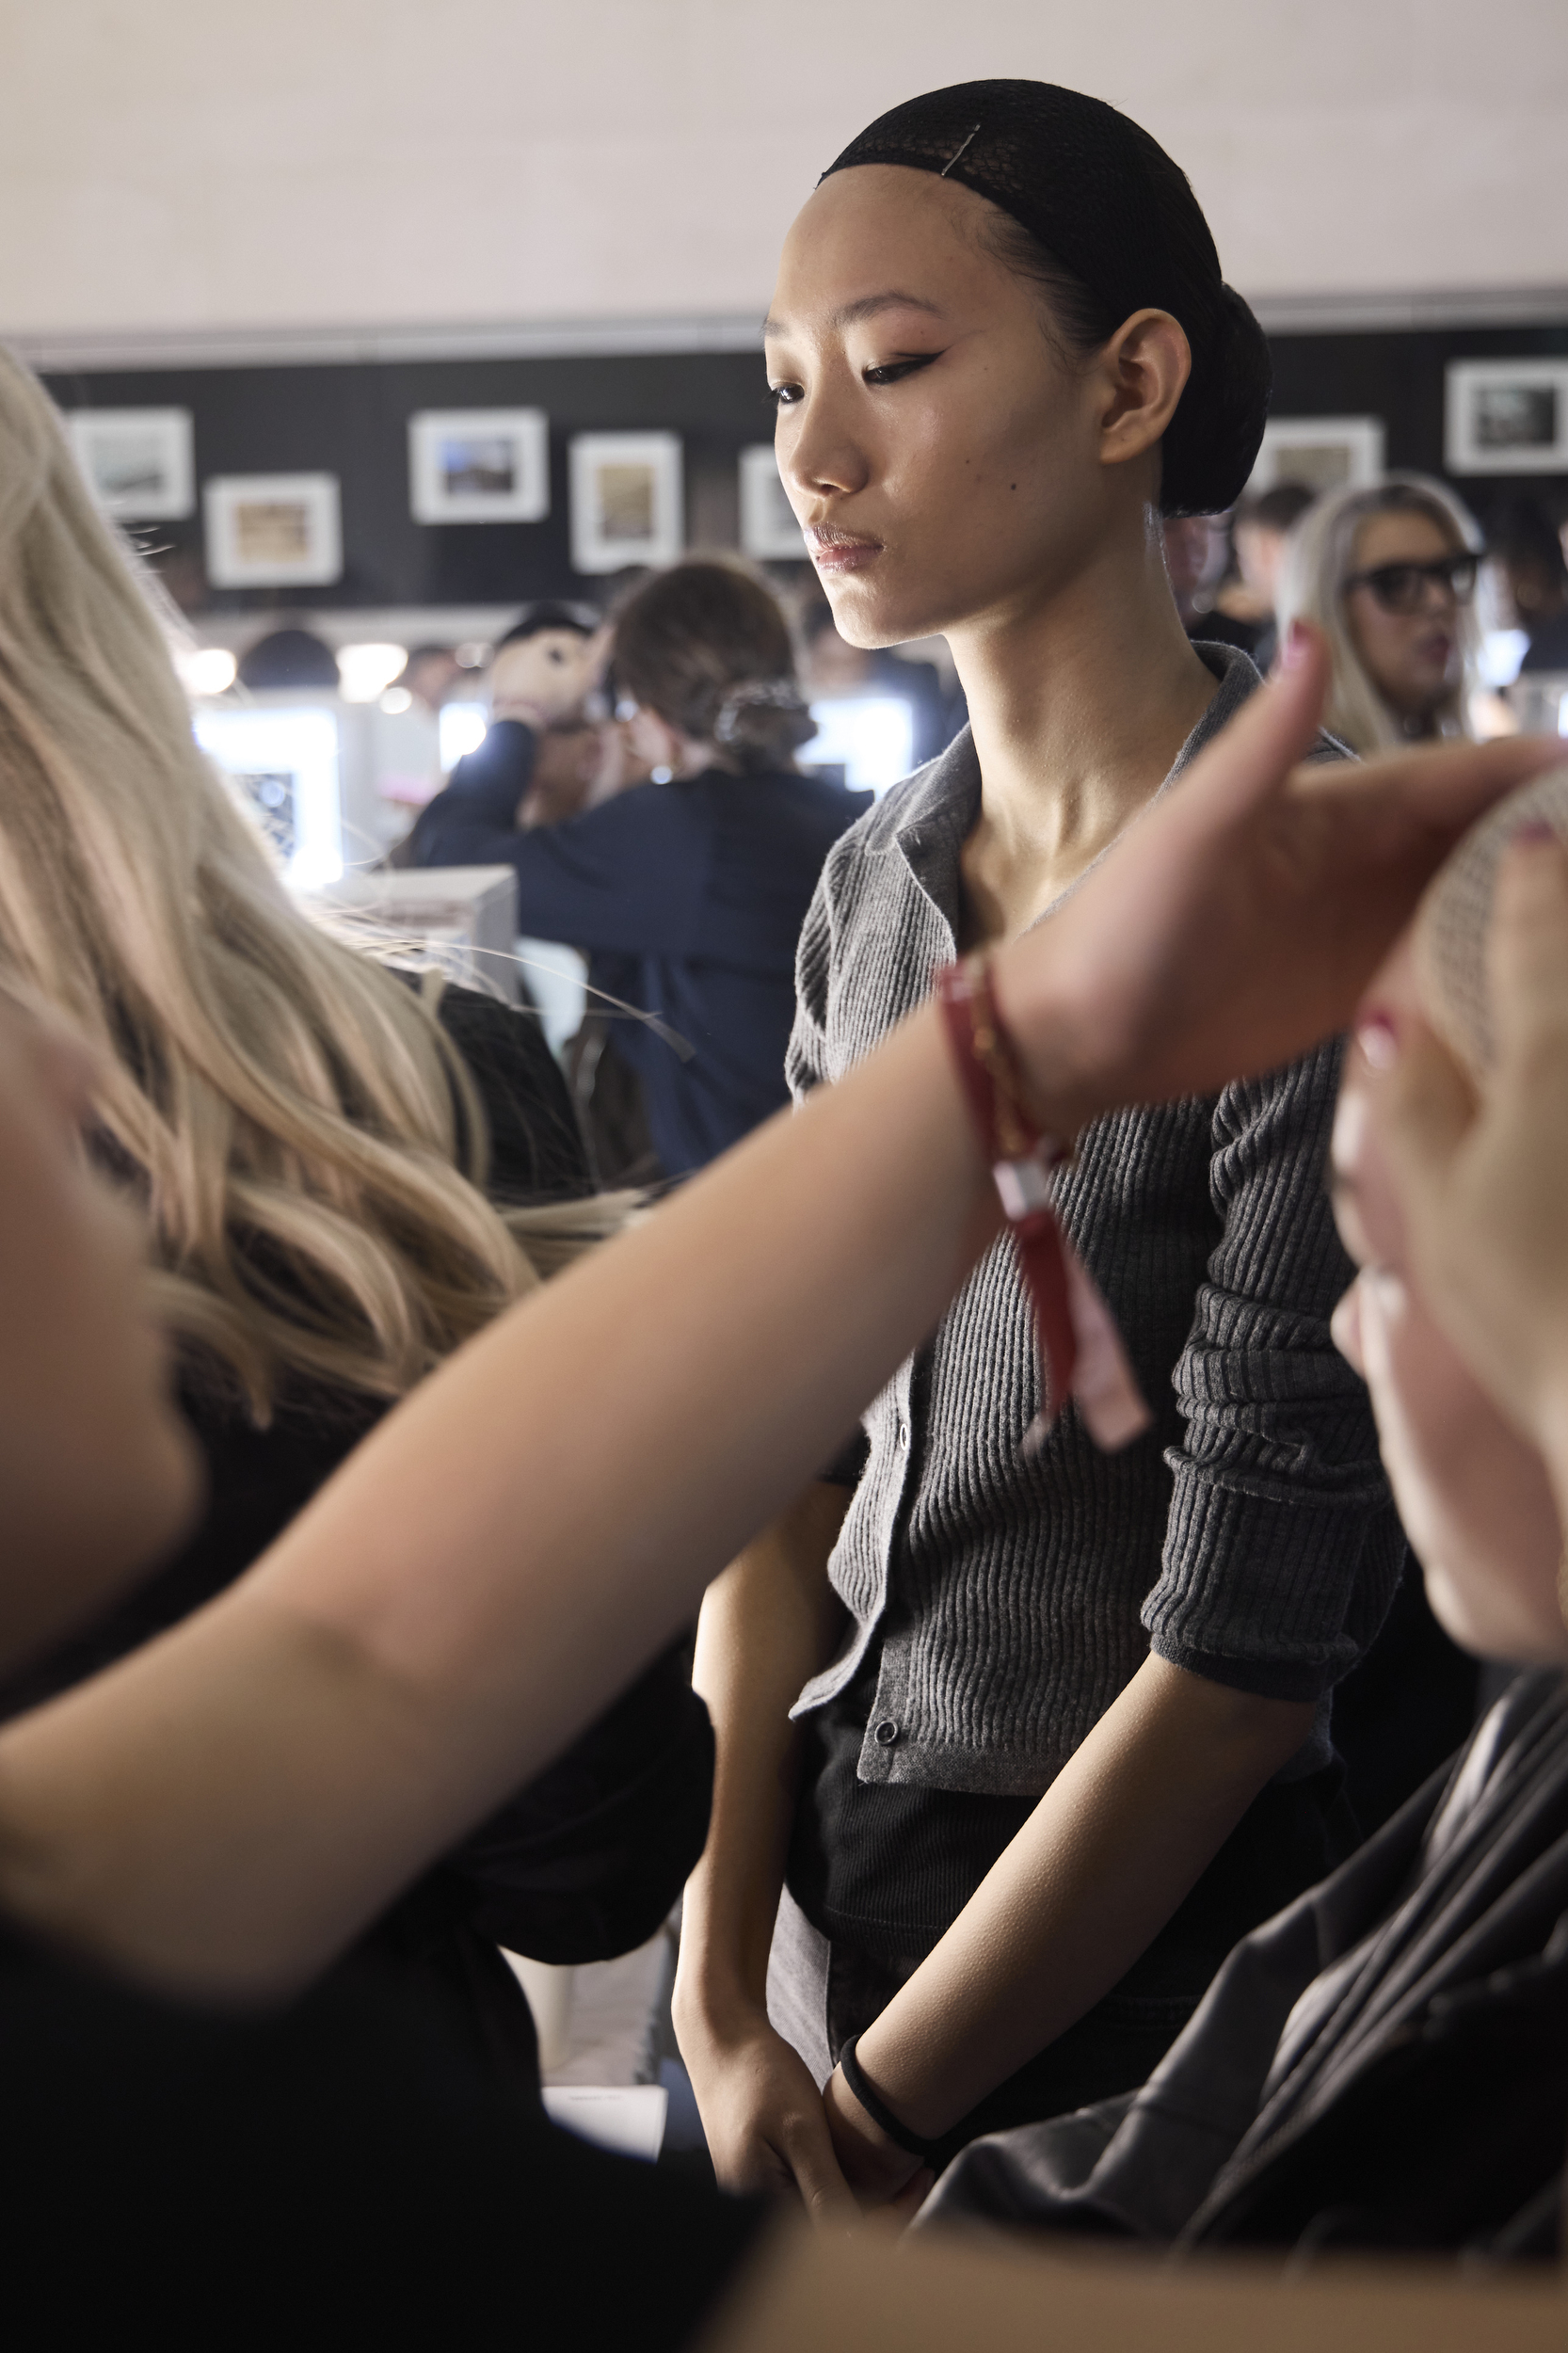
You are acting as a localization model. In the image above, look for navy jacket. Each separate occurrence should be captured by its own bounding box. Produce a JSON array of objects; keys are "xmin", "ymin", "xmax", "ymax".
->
[{"xmin": 410, "ymin": 721, "xmax": 871, "ymax": 1174}]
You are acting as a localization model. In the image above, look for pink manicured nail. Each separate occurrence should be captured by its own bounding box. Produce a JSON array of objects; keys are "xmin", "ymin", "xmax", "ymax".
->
[
  {"xmin": 1355, "ymin": 1010, "xmax": 1400, "ymax": 1070},
  {"xmin": 1280, "ymin": 618, "xmax": 1310, "ymax": 672},
  {"xmin": 1512, "ymin": 817, "xmax": 1556, "ymax": 846}
]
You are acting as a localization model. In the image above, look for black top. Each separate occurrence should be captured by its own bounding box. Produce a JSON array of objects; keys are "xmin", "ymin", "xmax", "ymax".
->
[
  {"xmin": 410, "ymin": 722, "xmax": 871, "ymax": 1174},
  {"xmin": 0, "ymin": 1913, "xmax": 762, "ymax": 2345},
  {"xmin": 0, "ymin": 984, "xmax": 714, "ymax": 2083}
]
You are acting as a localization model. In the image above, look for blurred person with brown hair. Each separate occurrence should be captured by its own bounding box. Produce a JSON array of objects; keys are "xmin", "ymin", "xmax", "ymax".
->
[
  {"xmin": 1277, "ymin": 476, "xmax": 1482, "ymax": 753},
  {"xmin": 411, "ymin": 561, "xmax": 871, "ymax": 1176}
]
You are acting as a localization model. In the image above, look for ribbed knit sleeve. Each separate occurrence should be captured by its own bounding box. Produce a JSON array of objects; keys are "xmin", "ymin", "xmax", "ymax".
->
[{"xmin": 1142, "ymin": 1038, "xmax": 1404, "ymax": 1704}]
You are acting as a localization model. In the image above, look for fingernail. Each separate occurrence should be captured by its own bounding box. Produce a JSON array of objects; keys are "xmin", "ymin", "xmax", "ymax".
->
[
  {"xmin": 1512, "ymin": 817, "xmax": 1557, "ymax": 846},
  {"xmin": 1356, "ymin": 1010, "xmax": 1400, "ymax": 1070},
  {"xmin": 1280, "ymin": 618, "xmax": 1310, "ymax": 673}
]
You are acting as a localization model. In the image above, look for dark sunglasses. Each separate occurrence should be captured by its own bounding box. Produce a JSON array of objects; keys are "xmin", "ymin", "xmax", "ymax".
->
[{"xmin": 1342, "ymin": 552, "xmax": 1478, "ymax": 615}]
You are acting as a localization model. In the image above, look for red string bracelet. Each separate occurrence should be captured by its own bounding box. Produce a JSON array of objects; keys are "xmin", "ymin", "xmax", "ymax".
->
[{"xmin": 936, "ymin": 955, "xmax": 1150, "ymax": 1453}]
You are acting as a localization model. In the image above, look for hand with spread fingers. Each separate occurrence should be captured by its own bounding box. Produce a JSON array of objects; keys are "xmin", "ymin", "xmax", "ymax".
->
[{"xmin": 992, "ymin": 629, "xmax": 1562, "ymax": 1138}]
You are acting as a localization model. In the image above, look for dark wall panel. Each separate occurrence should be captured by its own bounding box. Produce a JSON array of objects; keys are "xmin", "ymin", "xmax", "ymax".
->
[{"xmin": 42, "ymin": 317, "xmax": 1568, "ymax": 617}]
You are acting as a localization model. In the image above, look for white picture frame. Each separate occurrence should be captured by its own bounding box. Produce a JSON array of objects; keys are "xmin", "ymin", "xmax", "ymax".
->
[
  {"xmin": 1446, "ymin": 360, "xmax": 1568, "ymax": 474},
  {"xmin": 68, "ymin": 407, "xmax": 194, "ymax": 519},
  {"xmin": 739, "ymin": 443, "xmax": 806, "ymax": 558},
  {"xmin": 1248, "ymin": 416, "xmax": 1385, "ymax": 499},
  {"xmin": 569, "ymin": 432, "xmax": 682, "ymax": 574},
  {"xmin": 408, "ymin": 408, "xmax": 550, "ymax": 524},
  {"xmin": 203, "ymin": 473, "xmax": 343, "ymax": 588}
]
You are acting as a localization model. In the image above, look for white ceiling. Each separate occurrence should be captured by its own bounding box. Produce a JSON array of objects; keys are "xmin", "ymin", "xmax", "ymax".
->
[{"xmin": 2, "ymin": 0, "xmax": 1563, "ymax": 340}]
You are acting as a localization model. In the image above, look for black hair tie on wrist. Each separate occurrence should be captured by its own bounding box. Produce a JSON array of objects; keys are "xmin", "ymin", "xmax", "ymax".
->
[{"xmin": 837, "ymin": 2035, "xmax": 946, "ymax": 2164}]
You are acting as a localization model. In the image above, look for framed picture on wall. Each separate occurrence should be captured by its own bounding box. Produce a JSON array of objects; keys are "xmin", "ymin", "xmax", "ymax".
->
[
  {"xmin": 1446, "ymin": 360, "xmax": 1568, "ymax": 473},
  {"xmin": 68, "ymin": 408, "xmax": 194, "ymax": 519},
  {"xmin": 408, "ymin": 408, "xmax": 550, "ymax": 523},
  {"xmin": 568, "ymin": 432, "xmax": 682, "ymax": 573},
  {"xmin": 1248, "ymin": 416, "xmax": 1385, "ymax": 498},
  {"xmin": 738, "ymin": 444, "xmax": 806, "ymax": 558},
  {"xmin": 203, "ymin": 473, "xmax": 343, "ymax": 587}
]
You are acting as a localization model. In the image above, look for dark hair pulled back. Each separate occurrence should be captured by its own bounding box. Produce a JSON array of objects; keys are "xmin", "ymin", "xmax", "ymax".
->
[
  {"xmin": 611, "ymin": 562, "xmax": 816, "ymax": 774},
  {"xmin": 824, "ymin": 80, "xmax": 1272, "ymax": 517}
]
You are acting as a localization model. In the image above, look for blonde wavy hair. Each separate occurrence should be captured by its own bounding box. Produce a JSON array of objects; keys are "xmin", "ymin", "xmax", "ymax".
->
[
  {"xmin": 0, "ymin": 344, "xmax": 615, "ymax": 1419},
  {"xmin": 1276, "ymin": 473, "xmax": 1482, "ymax": 755}
]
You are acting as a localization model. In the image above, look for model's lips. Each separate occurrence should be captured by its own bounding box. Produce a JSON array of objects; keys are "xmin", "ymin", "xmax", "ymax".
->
[{"xmin": 807, "ymin": 526, "xmax": 883, "ymax": 573}]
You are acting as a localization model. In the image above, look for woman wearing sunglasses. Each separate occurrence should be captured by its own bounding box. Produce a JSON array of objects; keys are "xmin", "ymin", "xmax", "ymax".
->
[{"xmin": 1278, "ymin": 476, "xmax": 1482, "ymax": 754}]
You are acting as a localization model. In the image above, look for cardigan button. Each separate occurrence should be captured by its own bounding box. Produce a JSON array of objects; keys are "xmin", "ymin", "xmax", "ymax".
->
[{"xmin": 873, "ymin": 1720, "xmax": 899, "ymax": 1746}]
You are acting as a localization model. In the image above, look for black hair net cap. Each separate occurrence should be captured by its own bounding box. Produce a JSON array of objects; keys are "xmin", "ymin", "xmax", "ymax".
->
[{"xmin": 823, "ymin": 80, "xmax": 1271, "ymax": 515}]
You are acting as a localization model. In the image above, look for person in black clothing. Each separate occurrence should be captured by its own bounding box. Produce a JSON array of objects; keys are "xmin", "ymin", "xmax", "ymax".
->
[
  {"xmin": 0, "ymin": 361, "xmax": 713, "ymax": 2097},
  {"xmin": 410, "ymin": 561, "xmax": 872, "ymax": 1176},
  {"xmin": 0, "ymin": 981, "xmax": 713, "ymax": 2092}
]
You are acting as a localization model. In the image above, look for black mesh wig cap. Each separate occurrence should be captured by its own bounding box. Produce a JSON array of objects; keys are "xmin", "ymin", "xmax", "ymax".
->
[{"xmin": 822, "ymin": 81, "xmax": 1271, "ymax": 516}]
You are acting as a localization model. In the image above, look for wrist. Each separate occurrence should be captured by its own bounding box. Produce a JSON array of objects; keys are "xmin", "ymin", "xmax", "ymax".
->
[{"xmin": 836, "ymin": 2034, "xmax": 946, "ymax": 2161}]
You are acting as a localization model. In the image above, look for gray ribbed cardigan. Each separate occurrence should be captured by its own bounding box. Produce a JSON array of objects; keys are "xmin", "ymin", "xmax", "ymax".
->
[{"xmin": 787, "ymin": 648, "xmax": 1403, "ymax": 1798}]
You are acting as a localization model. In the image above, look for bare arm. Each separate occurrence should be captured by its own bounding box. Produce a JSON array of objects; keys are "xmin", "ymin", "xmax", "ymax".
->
[
  {"xmin": 824, "ymin": 1657, "xmax": 1312, "ymax": 2189},
  {"xmin": 674, "ymin": 1483, "xmax": 853, "ymax": 2213},
  {"xmin": 0, "ymin": 646, "xmax": 1549, "ymax": 2004},
  {"xmin": 0, "ymin": 1009, "xmax": 994, "ymax": 2001}
]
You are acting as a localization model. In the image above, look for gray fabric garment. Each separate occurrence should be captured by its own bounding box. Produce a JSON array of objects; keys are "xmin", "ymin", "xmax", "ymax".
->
[
  {"xmin": 920, "ymin": 1672, "xmax": 1568, "ymax": 2256},
  {"xmin": 766, "ymin": 1886, "xmax": 838, "ymax": 2090},
  {"xmin": 786, "ymin": 645, "xmax": 1402, "ymax": 1796}
]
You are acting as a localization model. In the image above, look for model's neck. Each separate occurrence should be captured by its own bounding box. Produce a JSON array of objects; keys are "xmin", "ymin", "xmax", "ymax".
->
[{"xmin": 949, "ymin": 518, "xmax": 1219, "ymax": 948}]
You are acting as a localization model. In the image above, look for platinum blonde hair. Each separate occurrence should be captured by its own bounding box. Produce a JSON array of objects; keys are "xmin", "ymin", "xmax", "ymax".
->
[
  {"xmin": 1275, "ymin": 472, "xmax": 1482, "ymax": 756},
  {"xmin": 0, "ymin": 344, "xmax": 616, "ymax": 1419}
]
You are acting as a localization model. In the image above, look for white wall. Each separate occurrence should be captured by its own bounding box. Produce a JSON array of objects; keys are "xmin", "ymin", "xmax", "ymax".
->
[{"xmin": 2, "ymin": 0, "xmax": 1562, "ymax": 341}]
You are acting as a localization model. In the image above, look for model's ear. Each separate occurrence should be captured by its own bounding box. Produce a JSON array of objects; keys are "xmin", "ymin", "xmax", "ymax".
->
[{"xmin": 1096, "ymin": 310, "xmax": 1191, "ymax": 473}]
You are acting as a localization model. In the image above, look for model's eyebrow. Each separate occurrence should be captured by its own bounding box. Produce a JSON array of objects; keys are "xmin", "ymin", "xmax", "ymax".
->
[{"xmin": 762, "ymin": 292, "xmax": 946, "ymax": 340}]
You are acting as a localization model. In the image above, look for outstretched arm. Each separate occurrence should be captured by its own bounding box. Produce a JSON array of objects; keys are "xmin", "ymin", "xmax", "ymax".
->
[{"xmin": 0, "ymin": 638, "xmax": 1551, "ymax": 2004}]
